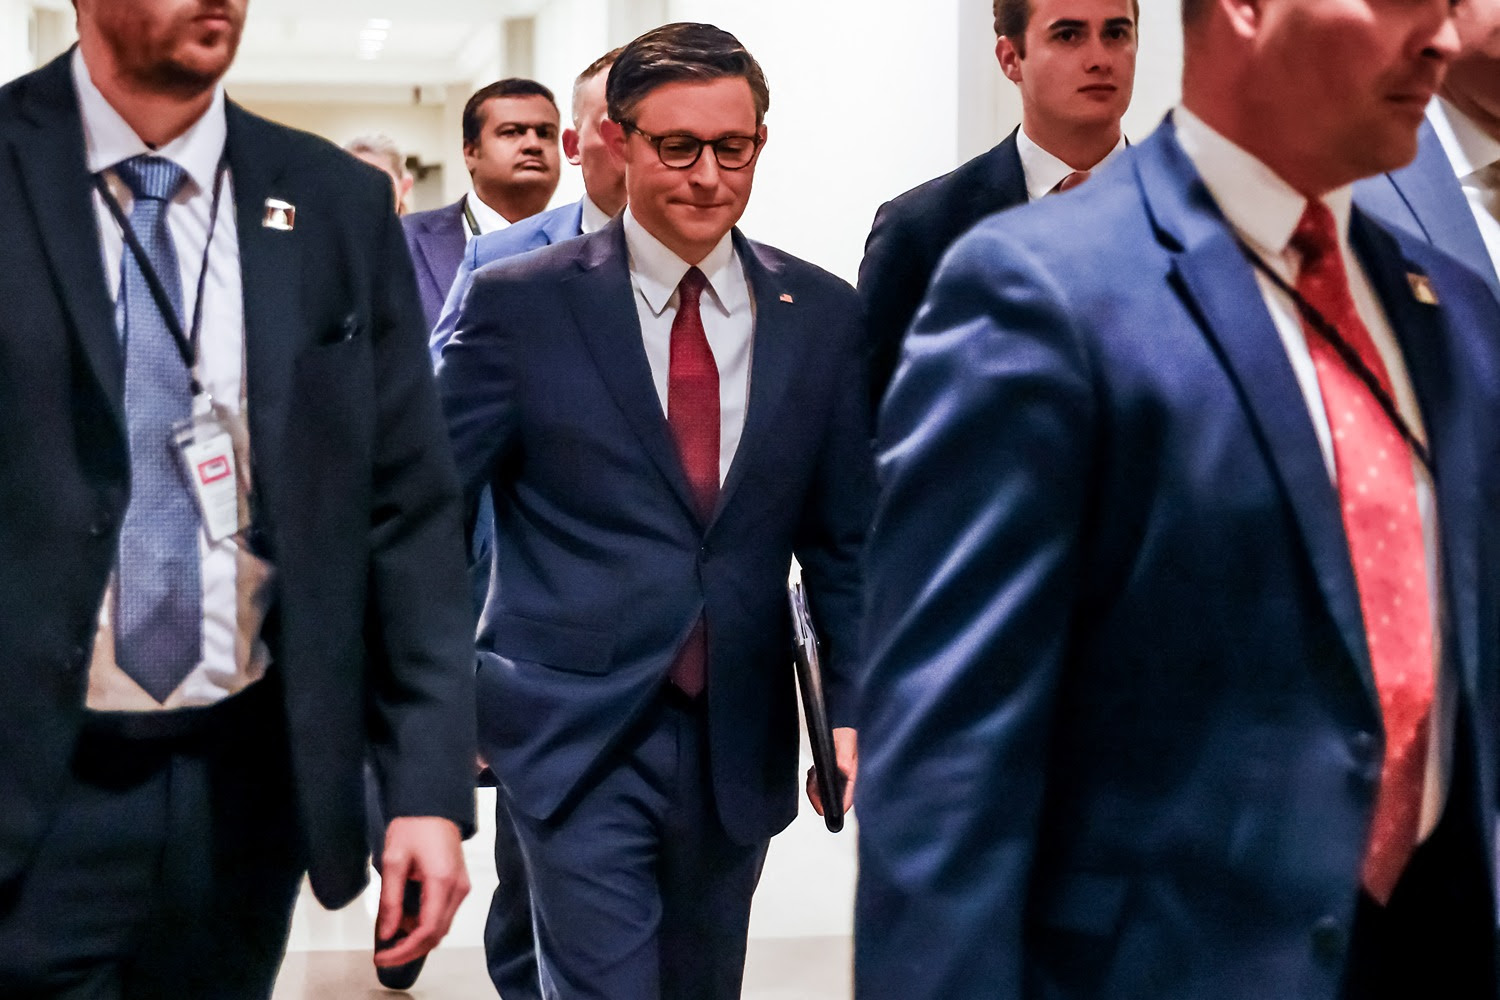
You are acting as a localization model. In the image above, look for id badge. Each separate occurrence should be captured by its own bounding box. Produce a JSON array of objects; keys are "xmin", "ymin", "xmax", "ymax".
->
[{"xmin": 173, "ymin": 394, "xmax": 249, "ymax": 543}]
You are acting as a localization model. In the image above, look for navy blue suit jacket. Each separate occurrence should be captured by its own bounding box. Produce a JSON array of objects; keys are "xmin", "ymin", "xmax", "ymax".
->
[
  {"xmin": 437, "ymin": 218, "xmax": 874, "ymax": 844},
  {"xmin": 1356, "ymin": 118, "xmax": 1500, "ymax": 303},
  {"xmin": 856, "ymin": 120, "xmax": 1500, "ymax": 999},
  {"xmin": 857, "ymin": 128, "xmax": 1026, "ymax": 407},
  {"xmin": 403, "ymin": 197, "xmax": 468, "ymax": 330},
  {"xmin": 429, "ymin": 198, "xmax": 586, "ymax": 362}
]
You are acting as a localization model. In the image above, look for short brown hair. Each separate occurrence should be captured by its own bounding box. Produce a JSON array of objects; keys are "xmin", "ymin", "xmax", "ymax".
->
[
  {"xmin": 571, "ymin": 47, "xmax": 624, "ymax": 126},
  {"xmin": 606, "ymin": 23, "xmax": 770, "ymax": 128},
  {"xmin": 994, "ymin": 0, "xmax": 1141, "ymax": 56}
]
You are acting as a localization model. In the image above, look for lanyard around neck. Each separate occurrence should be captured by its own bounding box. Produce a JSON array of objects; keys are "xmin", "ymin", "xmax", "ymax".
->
[
  {"xmin": 94, "ymin": 156, "xmax": 229, "ymax": 398},
  {"xmin": 1234, "ymin": 236, "xmax": 1434, "ymax": 477}
]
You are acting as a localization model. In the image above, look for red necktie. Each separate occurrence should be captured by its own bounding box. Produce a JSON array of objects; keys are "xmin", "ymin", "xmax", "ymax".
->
[
  {"xmin": 665, "ymin": 267, "xmax": 718, "ymax": 697},
  {"xmin": 1292, "ymin": 201, "xmax": 1434, "ymax": 905}
]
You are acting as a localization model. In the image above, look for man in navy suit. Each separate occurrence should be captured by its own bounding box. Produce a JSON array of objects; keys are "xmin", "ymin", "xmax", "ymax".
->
[
  {"xmin": 857, "ymin": 2, "xmax": 1500, "ymax": 999},
  {"xmin": 403, "ymin": 79, "xmax": 562, "ymax": 328},
  {"xmin": 1357, "ymin": 0, "xmax": 1500, "ymax": 302},
  {"xmin": 430, "ymin": 48, "xmax": 627, "ymax": 362},
  {"xmin": 857, "ymin": 0, "xmax": 1138, "ymax": 406},
  {"xmin": 439, "ymin": 22, "xmax": 871, "ymax": 1000},
  {"xmin": 0, "ymin": 0, "xmax": 475, "ymax": 995}
]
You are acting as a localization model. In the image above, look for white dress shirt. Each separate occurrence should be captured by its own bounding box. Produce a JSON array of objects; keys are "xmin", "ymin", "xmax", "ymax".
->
[
  {"xmin": 1175, "ymin": 106, "xmax": 1453, "ymax": 840},
  {"xmin": 579, "ymin": 193, "xmax": 610, "ymax": 235},
  {"xmin": 466, "ymin": 190, "xmax": 512, "ymax": 237},
  {"xmin": 1427, "ymin": 98, "xmax": 1500, "ymax": 283},
  {"xmin": 623, "ymin": 209, "xmax": 754, "ymax": 486},
  {"xmin": 73, "ymin": 48, "xmax": 272, "ymax": 711},
  {"xmin": 1017, "ymin": 127, "xmax": 1128, "ymax": 202}
]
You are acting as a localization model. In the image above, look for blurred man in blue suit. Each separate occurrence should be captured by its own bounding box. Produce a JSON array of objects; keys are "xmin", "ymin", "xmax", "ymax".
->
[
  {"xmin": 439, "ymin": 23, "xmax": 871, "ymax": 1000},
  {"xmin": 857, "ymin": 2, "xmax": 1500, "ymax": 999},
  {"xmin": 1358, "ymin": 0, "xmax": 1500, "ymax": 302}
]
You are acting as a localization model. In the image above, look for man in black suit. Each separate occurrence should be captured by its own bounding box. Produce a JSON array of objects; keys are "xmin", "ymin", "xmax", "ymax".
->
[
  {"xmin": 439, "ymin": 22, "xmax": 872, "ymax": 999},
  {"xmin": 858, "ymin": 0, "xmax": 1138, "ymax": 405},
  {"xmin": 0, "ymin": 1, "xmax": 475, "ymax": 996}
]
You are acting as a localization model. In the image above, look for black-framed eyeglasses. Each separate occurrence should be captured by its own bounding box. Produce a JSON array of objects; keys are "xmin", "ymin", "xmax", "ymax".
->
[{"xmin": 620, "ymin": 123, "xmax": 763, "ymax": 170}]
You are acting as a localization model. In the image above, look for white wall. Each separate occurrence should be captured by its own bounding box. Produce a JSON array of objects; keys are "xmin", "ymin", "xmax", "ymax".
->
[{"xmin": 0, "ymin": 0, "xmax": 31, "ymax": 84}]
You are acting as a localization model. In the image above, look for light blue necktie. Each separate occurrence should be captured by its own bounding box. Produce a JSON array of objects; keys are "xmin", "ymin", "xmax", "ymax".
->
[{"xmin": 112, "ymin": 155, "xmax": 203, "ymax": 703}]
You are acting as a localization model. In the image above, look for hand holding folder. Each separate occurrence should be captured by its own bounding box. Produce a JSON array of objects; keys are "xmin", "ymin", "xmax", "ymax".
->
[{"xmin": 789, "ymin": 570, "xmax": 854, "ymax": 832}]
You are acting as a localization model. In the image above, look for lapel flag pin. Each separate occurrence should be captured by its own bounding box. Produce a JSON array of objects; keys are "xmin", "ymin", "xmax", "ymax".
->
[
  {"xmin": 262, "ymin": 198, "xmax": 296, "ymax": 231},
  {"xmin": 1407, "ymin": 273, "xmax": 1438, "ymax": 306},
  {"xmin": 779, "ymin": 293, "xmax": 794, "ymax": 304}
]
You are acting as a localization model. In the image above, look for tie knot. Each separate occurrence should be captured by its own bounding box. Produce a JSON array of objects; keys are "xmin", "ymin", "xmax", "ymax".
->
[
  {"xmin": 113, "ymin": 155, "xmax": 188, "ymax": 203},
  {"xmin": 1053, "ymin": 170, "xmax": 1091, "ymax": 194},
  {"xmin": 678, "ymin": 266, "xmax": 709, "ymax": 304},
  {"xmin": 1291, "ymin": 200, "xmax": 1340, "ymax": 267}
]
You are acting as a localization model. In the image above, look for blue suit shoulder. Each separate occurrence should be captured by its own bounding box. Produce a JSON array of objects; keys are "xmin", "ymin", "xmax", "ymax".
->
[{"xmin": 466, "ymin": 201, "xmax": 580, "ymax": 269}]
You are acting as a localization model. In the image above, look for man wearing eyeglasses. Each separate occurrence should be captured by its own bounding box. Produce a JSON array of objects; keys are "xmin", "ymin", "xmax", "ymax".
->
[{"xmin": 437, "ymin": 21, "xmax": 873, "ymax": 1000}]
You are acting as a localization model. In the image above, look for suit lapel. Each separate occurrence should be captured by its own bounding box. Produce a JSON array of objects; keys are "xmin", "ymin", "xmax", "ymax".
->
[
  {"xmin": 12, "ymin": 54, "xmax": 125, "ymax": 434},
  {"xmin": 567, "ymin": 222, "xmax": 701, "ymax": 522},
  {"xmin": 1389, "ymin": 122, "xmax": 1500, "ymax": 301},
  {"xmin": 226, "ymin": 103, "xmax": 302, "ymax": 502},
  {"xmin": 416, "ymin": 202, "xmax": 465, "ymax": 296},
  {"xmin": 1352, "ymin": 211, "xmax": 1481, "ymax": 698},
  {"xmin": 1137, "ymin": 123, "xmax": 1380, "ymax": 715},
  {"xmin": 710, "ymin": 233, "xmax": 798, "ymax": 528}
]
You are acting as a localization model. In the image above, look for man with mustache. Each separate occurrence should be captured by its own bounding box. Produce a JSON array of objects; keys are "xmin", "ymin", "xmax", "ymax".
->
[
  {"xmin": 857, "ymin": 2, "xmax": 1500, "ymax": 999},
  {"xmin": 0, "ymin": 1, "xmax": 476, "ymax": 996},
  {"xmin": 439, "ymin": 22, "xmax": 872, "ymax": 999},
  {"xmin": 1359, "ymin": 0, "xmax": 1500, "ymax": 303},
  {"xmin": 404, "ymin": 78, "xmax": 563, "ymax": 328},
  {"xmin": 858, "ymin": 0, "xmax": 1138, "ymax": 409}
]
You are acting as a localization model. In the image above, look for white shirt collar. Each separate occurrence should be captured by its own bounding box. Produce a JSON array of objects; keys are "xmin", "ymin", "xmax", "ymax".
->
[
  {"xmin": 622, "ymin": 208, "xmax": 747, "ymax": 319},
  {"xmin": 72, "ymin": 46, "xmax": 226, "ymax": 194},
  {"xmin": 579, "ymin": 193, "xmax": 611, "ymax": 235},
  {"xmin": 1428, "ymin": 97, "xmax": 1500, "ymax": 184},
  {"xmin": 1017, "ymin": 126, "xmax": 1128, "ymax": 202},
  {"xmin": 1174, "ymin": 105, "xmax": 1354, "ymax": 267},
  {"xmin": 466, "ymin": 191, "xmax": 512, "ymax": 236}
]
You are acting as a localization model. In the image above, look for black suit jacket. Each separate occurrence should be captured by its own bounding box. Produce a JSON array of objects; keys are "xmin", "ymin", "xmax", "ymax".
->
[
  {"xmin": 0, "ymin": 53, "xmax": 476, "ymax": 908},
  {"xmin": 857, "ymin": 128, "xmax": 1026, "ymax": 407}
]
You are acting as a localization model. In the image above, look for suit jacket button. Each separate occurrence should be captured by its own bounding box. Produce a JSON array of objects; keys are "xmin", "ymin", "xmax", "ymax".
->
[
  {"xmin": 89, "ymin": 513, "xmax": 114, "ymax": 538},
  {"xmin": 1310, "ymin": 916, "xmax": 1345, "ymax": 964},
  {"xmin": 1349, "ymin": 730, "xmax": 1378, "ymax": 765},
  {"xmin": 67, "ymin": 645, "xmax": 89, "ymax": 676}
]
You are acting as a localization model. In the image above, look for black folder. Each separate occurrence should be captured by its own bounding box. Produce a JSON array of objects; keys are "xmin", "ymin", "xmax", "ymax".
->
[{"xmin": 789, "ymin": 577, "xmax": 846, "ymax": 833}]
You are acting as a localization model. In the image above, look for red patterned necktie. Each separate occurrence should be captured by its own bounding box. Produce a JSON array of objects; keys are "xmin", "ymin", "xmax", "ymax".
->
[
  {"xmin": 1292, "ymin": 200, "xmax": 1434, "ymax": 905},
  {"xmin": 665, "ymin": 266, "xmax": 718, "ymax": 697}
]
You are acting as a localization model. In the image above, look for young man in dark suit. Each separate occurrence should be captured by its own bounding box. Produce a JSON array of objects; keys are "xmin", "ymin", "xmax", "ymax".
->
[
  {"xmin": 858, "ymin": 0, "xmax": 1138, "ymax": 406},
  {"xmin": 439, "ymin": 22, "xmax": 872, "ymax": 1000},
  {"xmin": 857, "ymin": 2, "xmax": 1500, "ymax": 999},
  {"xmin": 0, "ymin": 1, "xmax": 475, "ymax": 995}
]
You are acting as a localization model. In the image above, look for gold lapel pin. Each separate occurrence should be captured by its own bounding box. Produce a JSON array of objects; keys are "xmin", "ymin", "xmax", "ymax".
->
[
  {"xmin": 262, "ymin": 198, "xmax": 296, "ymax": 231},
  {"xmin": 1407, "ymin": 273, "xmax": 1438, "ymax": 306},
  {"xmin": 779, "ymin": 293, "xmax": 794, "ymax": 304}
]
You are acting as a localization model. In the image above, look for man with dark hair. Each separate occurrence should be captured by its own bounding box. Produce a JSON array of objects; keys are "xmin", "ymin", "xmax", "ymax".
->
[
  {"xmin": 857, "ymin": 1, "xmax": 1500, "ymax": 999},
  {"xmin": 0, "ymin": 0, "xmax": 476, "ymax": 996},
  {"xmin": 439, "ymin": 21, "xmax": 871, "ymax": 1000},
  {"xmin": 1358, "ymin": 0, "xmax": 1500, "ymax": 302},
  {"xmin": 403, "ymin": 78, "xmax": 562, "ymax": 327},
  {"xmin": 858, "ymin": 0, "xmax": 1138, "ymax": 407}
]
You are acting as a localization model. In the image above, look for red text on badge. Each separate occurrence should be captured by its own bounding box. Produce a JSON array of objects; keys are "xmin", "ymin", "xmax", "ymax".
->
[{"xmin": 198, "ymin": 456, "xmax": 232, "ymax": 485}]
